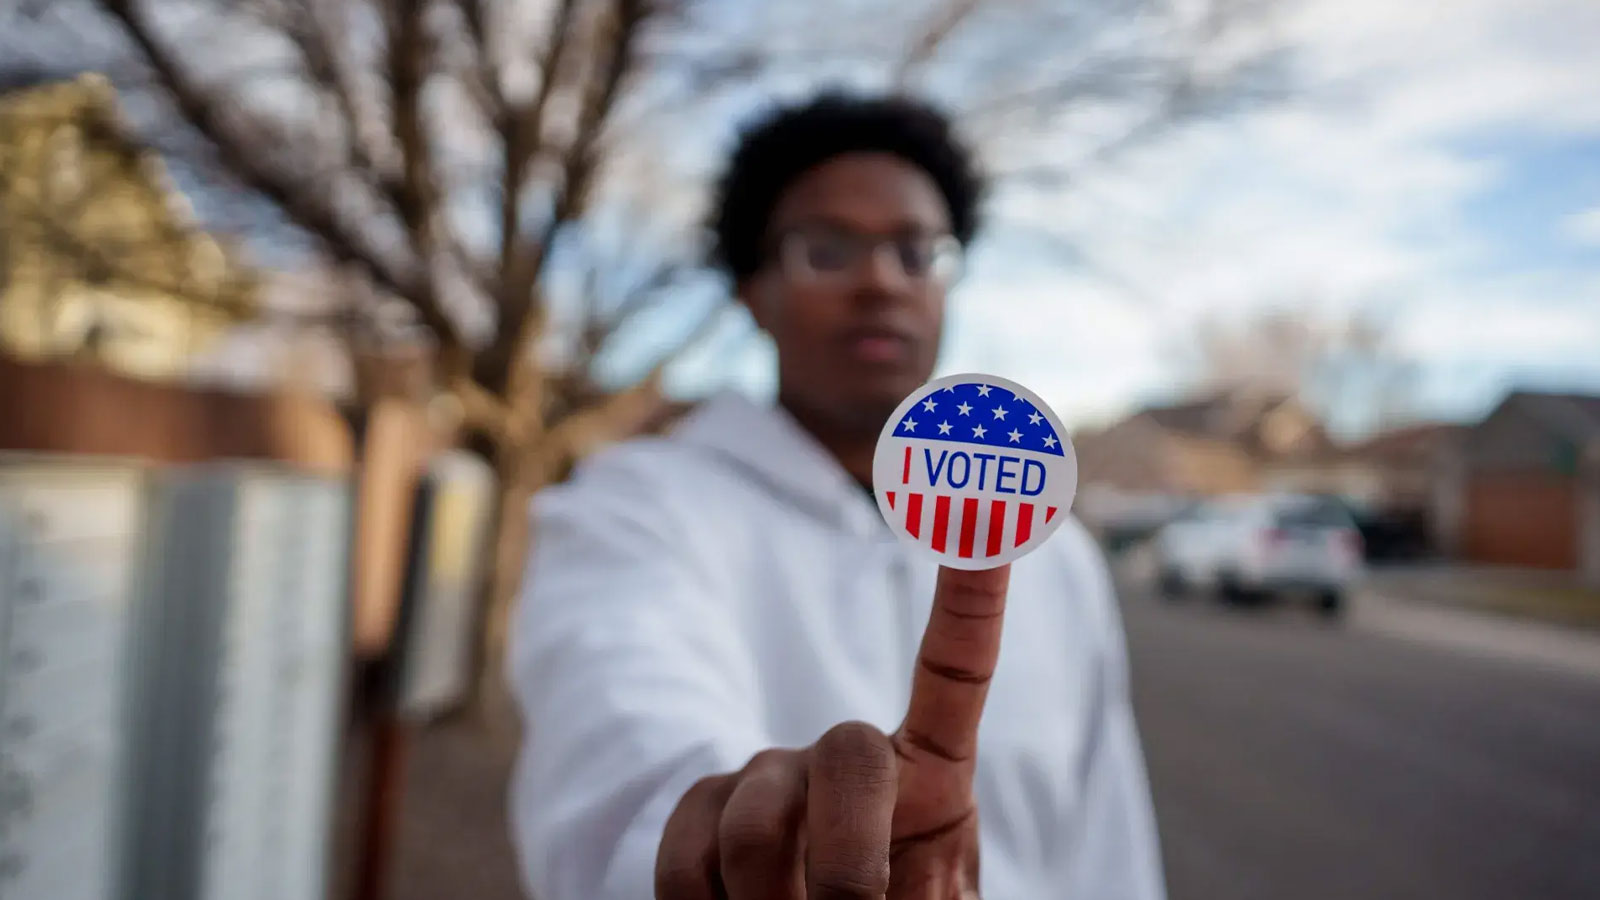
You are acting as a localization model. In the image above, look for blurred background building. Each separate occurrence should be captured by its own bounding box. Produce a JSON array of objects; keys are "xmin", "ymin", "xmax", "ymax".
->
[{"xmin": 0, "ymin": 73, "xmax": 257, "ymax": 379}]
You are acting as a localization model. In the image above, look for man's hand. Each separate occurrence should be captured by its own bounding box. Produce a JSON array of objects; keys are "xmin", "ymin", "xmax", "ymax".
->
[{"xmin": 655, "ymin": 564, "xmax": 1011, "ymax": 899}]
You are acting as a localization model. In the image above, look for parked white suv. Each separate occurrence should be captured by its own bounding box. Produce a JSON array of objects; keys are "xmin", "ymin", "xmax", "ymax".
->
[{"xmin": 1154, "ymin": 493, "xmax": 1364, "ymax": 614}]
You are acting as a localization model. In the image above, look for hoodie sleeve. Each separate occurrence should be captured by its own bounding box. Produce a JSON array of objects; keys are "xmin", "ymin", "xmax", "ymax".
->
[
  {"xmin": 506, "ymin": 446, "xmax": 770, "ymax": 900},
  {"xmin": 1057, "ymin": 524, "xmax": 1168, "ymax": 900}
]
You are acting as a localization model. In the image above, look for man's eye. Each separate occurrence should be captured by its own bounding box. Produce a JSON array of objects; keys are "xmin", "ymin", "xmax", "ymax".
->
[
  {"xmin": 804, "ymin": 236, "xmax": 856, "ymax": 271},
  {"xmin": 896, "ymin": 240, "xmax": 935, "ymax": 276}
]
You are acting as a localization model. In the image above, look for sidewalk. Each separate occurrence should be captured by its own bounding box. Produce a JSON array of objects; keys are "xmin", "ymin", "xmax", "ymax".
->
[
  {"xmin": 390, "ymin": 704, "xmax": 526, "ymax": 900},
  {"xmin": 1365, "ymin": 564, "xmax": 1600, "ymax": 632},
  {"xmin": 1354, "ymin": 566, "xmax": 1600, "ymax": 681},
  {"xmin": 330, "ymin": 687, "xmax": 527, "ymax": 900}
]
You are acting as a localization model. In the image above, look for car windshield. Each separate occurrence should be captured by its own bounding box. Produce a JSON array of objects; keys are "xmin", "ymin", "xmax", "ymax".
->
[{"xmin": 1275, "ymin": 498, "xmax": 1353, "ymax": 529}]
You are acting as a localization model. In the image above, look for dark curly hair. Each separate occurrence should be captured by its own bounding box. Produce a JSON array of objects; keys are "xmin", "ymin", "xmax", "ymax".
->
[{"xmin": 709, "ymin": 91, "xmax": 984, "ymax": 281}]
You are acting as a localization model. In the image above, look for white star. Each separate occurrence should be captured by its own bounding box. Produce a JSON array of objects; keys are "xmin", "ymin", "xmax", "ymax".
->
[
  {"xmin": 1042, "ymin": 435, "xmax": 1058, "ymax": 449},
  {"xmin": 943, "ymin": 386, "xmax": 956, "ymax": 392},
  {"xmin": 1008, "ymin": 429, "xmax": 1022, "ymax": 443},
  {"xmin": 957, "ymin": 402, "xmax": 972, "ymax": 416},
  {"xmin": 1028, "ymin": 412, "xmax": 1043, "ymax": 426},
  {"xmin": 975, "ymin": 384, "xmax": 992, "ymax": 397},
  {"xmin": 991, "ymin": 406, "xmax": 1008, "ymax": 420},
  {"xmin": 921, "ymin": 398, "xmax": 938, "ymax": 413},
  {"xmin": 972, "ymin": 425, "xmax": 987, "ymax": 439},
  {"xmin": 937, "ymin": 420, "xmax": 952, "ymax": 435},
  {"xmin": 901, "ymin": 417, "xmax": 917, "ymax": 432}
]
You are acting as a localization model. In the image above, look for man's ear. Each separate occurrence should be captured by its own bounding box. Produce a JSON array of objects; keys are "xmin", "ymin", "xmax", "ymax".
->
[{"xmin": 736, "ymin": 276, "xmax": 777, "ymax": 334}]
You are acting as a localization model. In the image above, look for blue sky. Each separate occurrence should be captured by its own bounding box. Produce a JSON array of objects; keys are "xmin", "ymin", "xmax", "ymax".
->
[
  {"xmin": 650, "ymin": 0, "xmax": 1600, "ymax": 437},
  {"xmin": 1455, "ymin": 134, "xmax": 1600, "ymax": 274},
  {"xmin": 51, "ymin": 0, "xmax": 1586, "ymax": 430}
]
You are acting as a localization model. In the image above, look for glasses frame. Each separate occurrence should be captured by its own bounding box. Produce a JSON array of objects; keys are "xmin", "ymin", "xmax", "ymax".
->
[{"xmin": 770, "ymin": 227, "xmax": 965, "ymax": 287}]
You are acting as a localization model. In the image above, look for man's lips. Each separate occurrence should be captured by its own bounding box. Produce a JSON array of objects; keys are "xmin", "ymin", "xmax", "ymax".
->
[{"xmin": 841, "ymin": 328, "xmax": 917, "ymax": 364}]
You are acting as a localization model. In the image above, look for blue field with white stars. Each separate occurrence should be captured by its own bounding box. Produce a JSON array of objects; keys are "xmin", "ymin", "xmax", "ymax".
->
[{"xmin": 895, "ymin": 381, "xmax": 1065, "ymax": 457}]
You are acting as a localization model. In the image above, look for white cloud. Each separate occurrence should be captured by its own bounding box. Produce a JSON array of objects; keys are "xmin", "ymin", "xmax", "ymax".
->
[
  {"xmin": 1559, "ymin": 207, "xmax": 1600, "ymax": 247},
  {"xmin": 943, "ymin": 273, "xmax": 1170, "ymax": 428},
  {"xmin": 933, "ymin": 0, "xmax": 1600, "ymax": 432},
  {"xmin": 1394, "ymin": 302, "xmax": 1600, "ymax": 362},
  {"xmin": 657, "ymin": 0, "xmax": 1600, "ymax": 434}
]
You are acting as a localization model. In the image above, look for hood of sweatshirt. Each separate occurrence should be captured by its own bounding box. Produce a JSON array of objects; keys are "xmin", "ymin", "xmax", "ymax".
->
[{"xmin": 670, "ymin": 391, "xmax": 889, "ymax": 538}]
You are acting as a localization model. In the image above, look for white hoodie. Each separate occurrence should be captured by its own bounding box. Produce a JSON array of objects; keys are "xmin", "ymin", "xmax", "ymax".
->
[{"xmin": 508, "ymin": 392, "xmax": 1165, "ymax": 900}]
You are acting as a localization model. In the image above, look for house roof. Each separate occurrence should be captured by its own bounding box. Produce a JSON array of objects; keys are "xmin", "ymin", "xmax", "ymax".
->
[
  {"xmin": 1341, "ymin": 422, "xmax": 1467, "ymax": 464},
  {"xmin": 1142, "ymin": 390, "xmax": 1272, "ymax": 435},
  {"xmin": 1139, "ymin": 387, "xmax": 1332, "ymax": 459},
  {"xmin": 1492, "ymin": 391, "xmax": 1600, "ymax": 443},
  {"xmin": 1073, "ymin": 414, "xmax": 1262, "ymax": 495}
]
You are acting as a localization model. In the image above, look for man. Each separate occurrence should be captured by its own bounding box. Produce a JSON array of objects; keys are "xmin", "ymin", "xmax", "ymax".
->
[{"xmin": 508, "ymin": 92, "xmax": 1165, "ymax": 899}]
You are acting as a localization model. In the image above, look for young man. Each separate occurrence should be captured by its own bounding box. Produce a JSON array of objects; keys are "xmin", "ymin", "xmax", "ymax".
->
[{"xmin": 508, "ymin": 93, "xmax": 1165, "ymax": 899}]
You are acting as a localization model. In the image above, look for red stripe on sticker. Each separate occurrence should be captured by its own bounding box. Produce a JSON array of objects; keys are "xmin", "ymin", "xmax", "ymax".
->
[
  {"xmin": 1046, "ymin": 506, "xmax": 1058, "ymax": 523},
  {"xmin": 887, "ymin": 491, "xmax": 896, "ymax": 510},
  {"xmin": 931, "ymin": 495, "xmax": 951, "ymax": 553},
  {"xmin": 1015, "ymin": 503, "xmax": 1034, "ymax": 547},
  {"xmin": 902, "ymin": 445, "xmax": 912, "ymax": 484},
  {"xmin": 987, "ymin": 500, "xmax": 1006, "ymax": 557},
  {"xmin": 906, "ymin": 493, "xmax": 923, "ymax": 538},
  {"xmin": 958, "ymin": 497, "xmax": 979, "ymax": 558}
]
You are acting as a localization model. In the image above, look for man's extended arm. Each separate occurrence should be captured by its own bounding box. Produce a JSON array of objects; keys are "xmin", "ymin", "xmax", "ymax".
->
[{"xmin": 506, "ymin": 450, "xmax": 769, "ymax": 900}]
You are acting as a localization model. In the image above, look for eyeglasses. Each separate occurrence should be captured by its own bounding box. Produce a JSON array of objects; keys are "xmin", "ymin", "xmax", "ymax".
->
[{"xmin": 771, "ymin": 226, "xmax": 964, "ymax": 286}]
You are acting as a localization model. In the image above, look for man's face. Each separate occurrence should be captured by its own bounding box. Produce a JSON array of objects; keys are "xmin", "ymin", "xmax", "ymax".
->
[{"xmin": 740, "ymin": 152, "xmax": 955, "ymax": 433}]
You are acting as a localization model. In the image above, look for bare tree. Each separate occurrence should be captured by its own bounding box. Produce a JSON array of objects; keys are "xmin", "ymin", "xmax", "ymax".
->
[
  {"xmin": 1186, "ymin": 306, "xmax": 1420, "ymax": 438},
  {"xmin": 2, "ymin": 0, "xmax": 1285, "ymax": 692}
]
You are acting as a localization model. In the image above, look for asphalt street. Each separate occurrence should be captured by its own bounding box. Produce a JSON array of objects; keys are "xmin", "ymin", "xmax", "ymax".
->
[{"xmin": 1122, "ymin": 585, "xmax": 1600, "ymax": 900}]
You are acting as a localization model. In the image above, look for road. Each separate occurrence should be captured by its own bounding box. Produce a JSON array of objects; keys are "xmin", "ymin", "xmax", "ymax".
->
[
  {"xmin": 1122, "ymin": 585, "xmax": 1600, "ymax": 900},
  {"xmin": 384, "ymin": 583, "xmax": 1600, "ymax": 900}
]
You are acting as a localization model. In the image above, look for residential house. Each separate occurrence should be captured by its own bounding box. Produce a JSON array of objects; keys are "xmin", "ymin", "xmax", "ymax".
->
[
  {"xmin": 1075, "ymin": 388, "xmax": 1332, "ymax": 498},
  {"xmin": 1433, "ymin": 390, "xmax": 1600, "ymax": 575},
  {"xmin": 0, "ymin": 73, "xmax": 257, "ymax": 380},
  {"xmin": 1072, "ymin": 388, "xmax": 1339, "ymax": 541}
]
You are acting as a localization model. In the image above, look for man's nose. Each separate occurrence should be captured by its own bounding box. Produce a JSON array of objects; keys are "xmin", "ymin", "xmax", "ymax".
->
[{"xmin": 858, "ymin": 244, "xmax": 912, "ymax": 296}]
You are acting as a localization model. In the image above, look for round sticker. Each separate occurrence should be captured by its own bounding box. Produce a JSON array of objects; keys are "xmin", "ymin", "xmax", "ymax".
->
[{"xmin": 873, "ymin": 373, "xmax": 1078, "ymax": 570}]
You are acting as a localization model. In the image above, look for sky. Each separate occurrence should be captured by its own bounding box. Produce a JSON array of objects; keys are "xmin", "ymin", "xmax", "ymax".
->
[
  {"xmin": 659, "ymin": 0, "xmax": 1600, "ymax": 436},
  {"xmin": 11, "ymin": 0, "xmax": 1593, "ymax": 436}
]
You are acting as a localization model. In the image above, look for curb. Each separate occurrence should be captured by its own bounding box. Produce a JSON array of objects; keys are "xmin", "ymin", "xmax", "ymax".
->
[{"xmin": 1351, "ymin": 591, "xmax": 1600, "ymax": 682}]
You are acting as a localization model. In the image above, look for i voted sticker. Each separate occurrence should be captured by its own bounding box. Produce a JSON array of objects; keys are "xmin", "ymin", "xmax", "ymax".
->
[{"xmin": 873, "ymin": 373, "xmax": 1077, "ymax": 570}]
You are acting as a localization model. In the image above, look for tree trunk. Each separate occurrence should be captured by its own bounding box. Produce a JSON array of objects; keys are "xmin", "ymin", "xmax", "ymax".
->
[{"xmin": 468, "ymin": 436, "xmax": 549, "ymax": 719}]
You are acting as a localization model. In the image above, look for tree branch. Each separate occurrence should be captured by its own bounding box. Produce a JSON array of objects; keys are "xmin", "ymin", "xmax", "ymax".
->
[
  {"xmin": 495, "ymin": 0, "xmax": 581, "ymax": 297},
  {"xmin": 279, "ymin": 0, "xmax": 494, "ymax": 296},
  {"xmin": 385, "ymin": 0, "xmax": 440, "ymax": 251},
  {"xmin": 634, "ymin": 297, "xmax": 728, "ymax": 381},
  {"xmin": 540, "ymin": 369, "xmax": 665, "ymax": 467},
  {"xmin": 892, "ymin": 0, "xmax": 982, "ymax": 87},
  {"xmin": 282, "ymin": 0, "xmax": 398, "ymax": 187},
  {"xmin": 599, "ymin": 259, "xmax": 688, "ymax": 335},
  {"xmin": 542, "ymin": 297, "xmax": 729, "ymax": 466},
  {"xmin": 452, "ymin": 0, "xmax": 502, "ymax": 114},
  {"xmin": 94, "ymin": 0, "xmax": 463, "ymax": 348},
  {"xmin": 478, "ymin": 0, "xmax": 650, "ymax": 393}
]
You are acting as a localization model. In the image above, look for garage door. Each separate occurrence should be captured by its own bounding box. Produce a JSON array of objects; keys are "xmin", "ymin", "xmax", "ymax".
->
[{"xmin": 1463, "ymin": 473, "xmax": 1579, "ymax": 569}]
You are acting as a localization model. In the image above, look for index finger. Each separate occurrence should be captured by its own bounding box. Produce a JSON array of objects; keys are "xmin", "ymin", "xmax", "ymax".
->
[{"xmin": 897, "ymin": 564, "xmax": 1011, "ymax": 768}]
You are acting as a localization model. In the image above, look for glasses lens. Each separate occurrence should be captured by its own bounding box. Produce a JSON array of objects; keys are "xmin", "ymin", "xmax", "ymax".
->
[
  {"xmin": 913, "ymin": 236, "xmax": 963, "ymax": 283},
  {"xmin": 780, "ymin": 230, "xmax": 961, "ymax": 283},
  {"xmin": 896, "ymin": 238, "xmax": 938, "ymax": 277},
  {"xmin": 795, "ymin": 231, "xmax": 856, "ymax": 273}
]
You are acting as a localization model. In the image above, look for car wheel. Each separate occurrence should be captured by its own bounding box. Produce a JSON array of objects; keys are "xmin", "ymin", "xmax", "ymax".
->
[
  {"xmin": 1316, "ymin": 589, "xmax": 1344, "ymax": 617},
  {"xmin": 1158, "ymin": 568, "xmax": 1186, "ymax": 599},
  {"xmin": 1217, "ymin": 572, "xmax": 1247, "ymax": 605}
]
